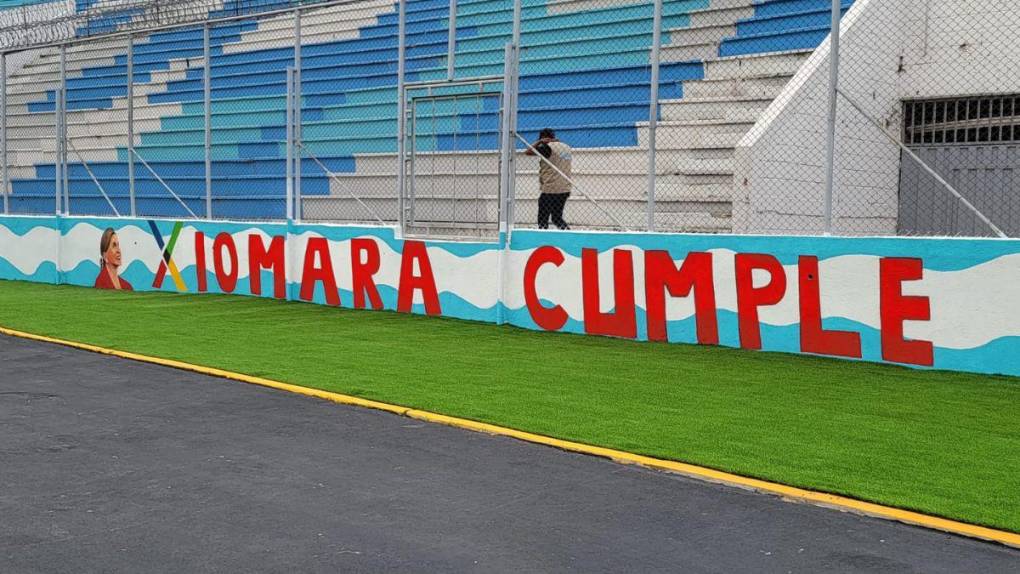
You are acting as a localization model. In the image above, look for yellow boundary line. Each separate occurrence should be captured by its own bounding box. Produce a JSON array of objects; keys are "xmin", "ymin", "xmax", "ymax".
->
[{"xmin": 3, "ymin": 324, "xmax": 1019, "ymax": 550}]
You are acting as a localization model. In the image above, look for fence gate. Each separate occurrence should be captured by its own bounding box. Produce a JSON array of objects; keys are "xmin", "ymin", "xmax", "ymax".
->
[
  {"xmin": 898, "ymin": 95, "xmax": 1019, "ymax": 237},
  {"xmin": 401, "ymin": 78, "xmax": 508, "ymax": 240}
]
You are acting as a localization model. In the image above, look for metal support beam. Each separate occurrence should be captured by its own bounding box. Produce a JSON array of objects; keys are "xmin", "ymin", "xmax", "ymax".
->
[
  {"xmin": 511, "ymin": 0, "xmax": 521, "ymax": 49},
  {"xmin": 54, "ymin": 84, "xmax": 61, "ymax": 214},
  {"xmin": 396, "ymin": 0, "xmax": 407, "ymax": 233},
  {"xmin": 498, "ymin": 44, "xmax": 513, "ymax": 236},
  {"xmin": 1, "ymin": 53, "xmax": 7, "ymax": 216},
  {"xmin": 505, "ymin": 41, "xmax": 520, "ymax": 230},
  {"xmin": 294, "ymin": 8, "xmax": 302, "ymax": 222},
  {"xmin": 446, "ymin": 0, "xmax": 456, "ymax": 80},
  {"xmin": 59, "ymin": 44, "xmax": 67, "ymax": 214},
  {"xmin": 203, "ymin": 24, "xmax": 212, "ymax": 219},
  {"xmin": 132, "ymin": 148, "xmax": 197, "ymax": 218},
  {"xmin": 285, "ymin": 67, "xmax": 294, "ymax": 221},
  {"xmin": 646, "ymin": 0, "xmax": 662, "ymax": 232},
  {"xmin": 68, "ymin": 139, "xmax": 119, "ymax": 216},
  {"xmin": 127, "ymin": 35, "xmax": 136, "ymax": 216},
  {"xmin": 822, "ymin": 0, "xmax": 842, "ymax": 235}
]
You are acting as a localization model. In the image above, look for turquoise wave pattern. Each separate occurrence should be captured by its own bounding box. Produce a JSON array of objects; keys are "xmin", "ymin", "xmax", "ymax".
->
[
  {"xmin": 2, "ymin": 215, "xmax": 1019, "ymax": 377},
  {"xmin": 510, "ymin": 230, "xmax": 1020, "ymax": 271}
]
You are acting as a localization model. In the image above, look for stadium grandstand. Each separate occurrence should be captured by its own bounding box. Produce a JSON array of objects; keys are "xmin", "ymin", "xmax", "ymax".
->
[{"xmin": 1, "ymin": 0, "xmax": 1017, "ymax": 236}]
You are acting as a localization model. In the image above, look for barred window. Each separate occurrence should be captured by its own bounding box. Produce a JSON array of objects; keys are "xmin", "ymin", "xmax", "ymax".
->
[{"xmin": 903, "ymin": 95, "xmax": 1020, "ymax": 145}]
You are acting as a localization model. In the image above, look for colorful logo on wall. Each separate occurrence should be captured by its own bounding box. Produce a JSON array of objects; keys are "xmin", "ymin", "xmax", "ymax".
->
[{"xmin": 149, "ymin": 220, "xmax": 187, "ymax": 292}]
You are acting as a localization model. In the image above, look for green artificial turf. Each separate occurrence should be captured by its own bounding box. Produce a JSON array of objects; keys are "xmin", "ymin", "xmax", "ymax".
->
[{"xmin": 1, "ymin": 280, "xmax": 1019, "ymax": 533}]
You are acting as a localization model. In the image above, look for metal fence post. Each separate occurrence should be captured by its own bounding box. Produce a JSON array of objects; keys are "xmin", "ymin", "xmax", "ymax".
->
[
  {"xmin": 396, "ymin": 0, "xmax": 407, "ymax": 232},
  {"xmin": 499, "ymin": 44, "xmax": 514, "ymax": 236},
  {"xmin": 511, "ymin": 0, "xmax": 521, "ymax": 48},
  {"xmin": 61, "ymin": 85, "xmax": 69, "ymax": 215},
  {"xmin": 646, "ymin": 0, "xmax": 662, "ymax": 233},
  {"xmin": 1, "ymin": 52, "xmax": 7, "ymax": 216},
  {"xmin": 127, "ymin": 35, "xmax": 136, "ymax": 217},
  {"xmin": 506, "ymin": 0, "xmax": 521, "ymax": 231},
  {"xmin": 54, "ymin": 83, "xmax": 61, "ymax": 214},
  {"xmin": 822, "ymin": 0, "xmax": 842, "ymax": 235},
  {"xmin": 294, "ymin": 8, "xmax": 302, "ymax": 221},
  {"xmin": 59, "ymin": 44, "xmax": 67, "ymax": 215},
  {"xmin": 446, "ymin": 0, "xmax": 456, "ymax": 81},
  {"xmin": 204, "ymin": 24, "xmax": 212, "ymax": 219},
  {"xmin": 285, "ymin": 67, "xmax": 294, "ymax": 221}
]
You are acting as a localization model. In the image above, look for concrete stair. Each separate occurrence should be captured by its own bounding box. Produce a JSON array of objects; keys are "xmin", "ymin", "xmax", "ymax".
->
[
  {"xmin": 302, "ymin": 195, "xmax": 733, "ymax": 233},
  {"xmin": 638, "ymin": 0, "xmax": 816, "ymax": 233},
  {"xmin": 0, "ymin": 0, "xmax": 818, "ymax": 237}
]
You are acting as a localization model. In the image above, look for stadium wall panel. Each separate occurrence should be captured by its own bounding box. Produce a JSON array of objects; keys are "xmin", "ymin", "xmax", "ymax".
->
[{"xmin": 2, "ymin": 214, "xmax": 1019, "ymax": 377}]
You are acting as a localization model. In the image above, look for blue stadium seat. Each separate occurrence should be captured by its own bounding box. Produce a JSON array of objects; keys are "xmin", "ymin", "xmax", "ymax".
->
[{"xmin": 9, "ymin": 0, "xmax": 855, "ymax": 219}]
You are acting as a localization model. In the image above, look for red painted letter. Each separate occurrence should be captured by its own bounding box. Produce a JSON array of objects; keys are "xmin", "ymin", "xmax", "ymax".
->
[
  {"xmin": 299, "ymin": 237, "xmax": 340, "ymax": 306},
  {"xmin": 644, "ymin": 250, "xmax": 718, "ymax": 344},
  {"xmin": 798, "ymin": 256, "xmax": 861, "ymax": 358},
  {"xmin": 248, "ymin": 234, "xmax": 286, "ymax": 299},
  {"xmin": 397, "ymin": 240, "xmax": 441, "ymax": 315},
  {"xmin": 524, "ymin": 246, "xmax": 568, "ymax": 332},
  {"xmin": 880, "ymin": 257, "xmax": 933, "ymax": 366},
  {"xmin": 735, "ymin": 253, "xmax": 787, "ymax": 350},
  {"xmin": 213, "ymin": 232, "xmax": 238, "ymax": 293},
  {"xmin": 351, "ymin": 238, "xmax": 383, "ymax": 310},
  {"xmin": 582, "ymin": 248, "xmax": 637, "ymax": 339},
  {"xmin": 194, "ymin": 231, "xmax": 207, "ymax": 293}
]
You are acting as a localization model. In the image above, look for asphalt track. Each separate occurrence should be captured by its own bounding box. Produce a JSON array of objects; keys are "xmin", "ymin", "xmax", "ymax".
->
[{"xmin": 1, "ymin": 335, "xmax": 1019, "ymax": 573}]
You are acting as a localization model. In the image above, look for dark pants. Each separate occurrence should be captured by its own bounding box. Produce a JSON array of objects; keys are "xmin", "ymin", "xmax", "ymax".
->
[{"xmin": 538, "ymin": 193, "xmax": 570, "ymax": 230}]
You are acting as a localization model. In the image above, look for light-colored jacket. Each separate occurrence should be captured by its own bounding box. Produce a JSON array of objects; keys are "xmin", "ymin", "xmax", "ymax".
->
[{"xmin": 539, "ymin": 141, "xmax": 572, "ymax": 194}]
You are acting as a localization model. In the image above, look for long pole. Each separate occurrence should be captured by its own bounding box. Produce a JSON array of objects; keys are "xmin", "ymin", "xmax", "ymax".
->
[
  {"xmin": 59, "ymin": 44, "xmax": 67, "ymax": 214},
  {"xmin": 446, "ymin": 0, "xmax": 456, "ymax": 80},
  {"xmin": 646, "ymin": 0, "xmax": 662, "ymax": 232},
  {"xmin": 203, "ymin": 24, "xmax": 212, "ymax": 219},
  {"xmin": 511, "ymin": 0, "xmax": 521, "ymax": 48},
  {"xmin": 54, "ymin": 81, "xmax": 61, "ymax": 214},
  {"xmin": 294, "ymin": 8, "xmax": 302, "ymax": 221},
  {"xmin": 499, "ymin": 43, "xmax": 513, "ymax": 237},
  {"xmin": 506, "ymin": 43, "xmax": 520, "ymax": 230},
  {"xmin": 821, "ymin": 0, "xmax": 842, "ymax": 235},
  {"xmin": 1, "ymin": 53, "xmax": 7, "ymax": 215},
  {"xmin": 132, "ymin": 149, "xmax": 198, "ymax": 218},
  {"xmin": 127, "ymin": 34, "xmax": 135, "ymax": 216},
  {"xmin": 285, "ymin": 68, "xmax": 294, "ymax": 221},
  {"xmin": 505, "ymin": 0, "xmax": 521, "ymax": 231},
  {"xmin": 396, "ymin": 0, "xmax": 407, "ymax": 232}
]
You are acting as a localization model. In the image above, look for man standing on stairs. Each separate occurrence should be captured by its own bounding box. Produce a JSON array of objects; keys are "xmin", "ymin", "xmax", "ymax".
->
[{"xmin": 526, "ymin": 128, "xmax": 572, "ymax": 230}]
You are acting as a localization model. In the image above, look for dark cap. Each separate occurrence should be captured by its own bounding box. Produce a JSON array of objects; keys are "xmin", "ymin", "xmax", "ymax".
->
[{"xmin": 538, "ymin": 128, "xmax": 556, "ymax": 140}]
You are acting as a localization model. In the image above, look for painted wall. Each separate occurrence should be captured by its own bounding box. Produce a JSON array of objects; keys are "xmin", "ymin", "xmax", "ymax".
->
[
  {"xmin": 0, "ymin": 216, "xmax": 500, "ymax": 323},
  {"xmin": 733, "ymin": 0, "xmax": 1020, "ymax": 236},
  {"xmin": 2, "ymin": 215, "xmax": 1019, "ymax": 377}
]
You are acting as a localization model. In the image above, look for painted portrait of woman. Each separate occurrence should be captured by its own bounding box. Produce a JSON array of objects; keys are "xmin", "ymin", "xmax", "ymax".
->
[{"xmin": 94, "ymin": 227, "xmax": 133, "ymax": 291}]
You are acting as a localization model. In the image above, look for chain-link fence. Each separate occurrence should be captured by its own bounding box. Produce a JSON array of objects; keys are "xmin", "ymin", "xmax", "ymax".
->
[
  {"xmin": 3, "ymin": 46, "xmax": 58, "ymax": 215},
  {"xmin": 296, "ymin": 1, "xmax": 406, "ymax": 227},
  {"xmin": 0, "ymin": 0, "xmax": 342, "ymax": 51},
  {"xmin": 833, "ymin": 0, "xmax": 1018, "ymax": 238},
  {"xmin": 510, "ymin": 0, "xmax": 654, "ymax": 233},
  {"xmin": 1, "ymin": 0, "xmax": 1018, "ymax": 239}
]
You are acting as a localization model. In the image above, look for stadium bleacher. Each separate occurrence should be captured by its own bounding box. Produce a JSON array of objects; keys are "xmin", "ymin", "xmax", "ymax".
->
[
  {"xmin": 4, "ymin": 0, "xmax": 854, "ymax": 229},
  {"xmin": 0, "ymin": 0, "xmax": 60, "ymax": 9}
]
